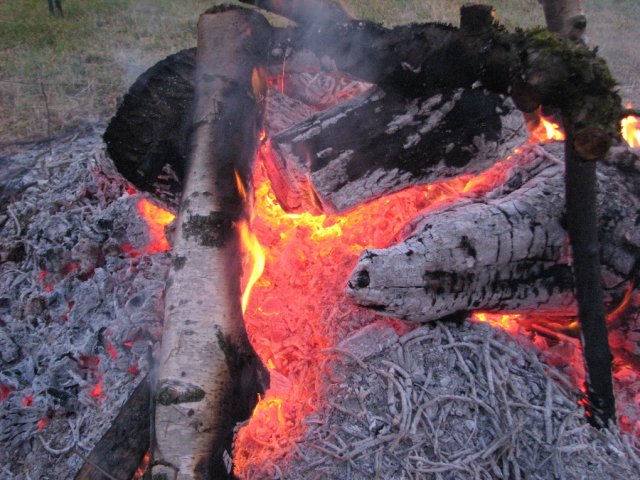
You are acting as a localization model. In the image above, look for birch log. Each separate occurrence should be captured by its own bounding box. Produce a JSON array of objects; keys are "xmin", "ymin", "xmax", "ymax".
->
[
  {"xmin": 346, "ymin": 144, "xmax": 640, "ymax": 322},
  {"xmin": 538, "ymin": 0, "xmax": 586, "ymax": 43},
  {"xmin": 152, "ymin": 7, "xmax": 271, "ymax": 480},
  {"xmin": 266, "ymin": 86, "xmax": 528, "ymax": 213}
]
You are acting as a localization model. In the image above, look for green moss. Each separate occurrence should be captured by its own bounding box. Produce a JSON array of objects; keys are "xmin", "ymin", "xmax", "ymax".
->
[{"xmin": 512, "ymin": 27, "xmax": 623, "ymax": 139}]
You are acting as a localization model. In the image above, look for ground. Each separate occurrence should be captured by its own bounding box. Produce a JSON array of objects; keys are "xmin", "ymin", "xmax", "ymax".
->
[{"xmin": 0, "ymin": 0, "xmax": 638, "ymax": 145}]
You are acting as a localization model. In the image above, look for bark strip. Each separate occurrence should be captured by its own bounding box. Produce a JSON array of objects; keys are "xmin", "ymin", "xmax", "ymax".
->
[{"xmin": 152, "ymin": 6, "xmax": 271, "ymax": 479}]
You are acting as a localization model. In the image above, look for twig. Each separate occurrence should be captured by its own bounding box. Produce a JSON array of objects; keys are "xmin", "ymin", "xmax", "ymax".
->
[{"xmin": 7, "ymin": 206, "xmax": 21, "ymax": 238}]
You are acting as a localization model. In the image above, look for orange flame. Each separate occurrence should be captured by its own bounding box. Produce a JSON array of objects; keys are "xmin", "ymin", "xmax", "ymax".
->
[
  {"xmin": 239, "ymin": 220, "xmax": 266, "ymax": 315},
  {"xmin": 136, "ymin": 199, "xmax": 175, "ymax": 253},
  {"xmin": 622, "ymin": 104, "xmax": 640, "ymax": 147},
  {"xmin": 235, "ymin": 169, "xmax": 248, "ymax": 202},
  {"xmin": 526, "ymin": 107, "xmax": 566, "ymax": 143}
]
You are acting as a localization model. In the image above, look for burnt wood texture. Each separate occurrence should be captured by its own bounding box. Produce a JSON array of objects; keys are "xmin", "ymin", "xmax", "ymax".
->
[{"xmin": 74, "ymin": 376, "xmax": 150, "ymax": 480}]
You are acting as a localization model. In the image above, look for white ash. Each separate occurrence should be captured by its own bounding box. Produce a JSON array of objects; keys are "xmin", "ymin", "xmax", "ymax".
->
[
  {"xmin": 0, "ymin": 126, "xmax": 170, "ymax": 479},
  {"xmin": 280, "ymin": 320, "xmax": 640, "ymax": 479}
]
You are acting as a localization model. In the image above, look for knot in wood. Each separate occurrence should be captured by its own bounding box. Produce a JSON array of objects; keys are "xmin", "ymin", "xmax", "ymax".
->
[
  {"xmin": 156, "ymin": 380, "xmax": 206, "ymax": 406},
  {"xmin": 182, "ymin": 212, "xmax": 234, "ymax": 247}
]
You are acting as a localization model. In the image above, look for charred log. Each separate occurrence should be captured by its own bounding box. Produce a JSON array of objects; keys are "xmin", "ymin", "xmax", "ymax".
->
[
  {"xmin": 103, "ymin": 48, "xmax": 195, "ymax": 209},
  {"xmin": 74, "ymin": 376, "xmax": 150, "ymax": 480},
  {"xmin": 152, "ymin": 6, "xmax": 271, "ymax": 479},
  {"xmin": 347, "ymin": 144, "xmax": 640, "ymax": 322},
  {"xmin": 267, "ymin": 86, "xmax": 528, "ymax": 213},
  {"xmin": 251, "ymin": 1, "xmax": 623, "ymax": 145}
]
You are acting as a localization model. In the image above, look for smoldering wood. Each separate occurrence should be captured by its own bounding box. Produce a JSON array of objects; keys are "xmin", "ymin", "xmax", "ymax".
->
[
  {"xmin": 267, "ymin": 86, "xmax": 528, "ymax": 213},
  {"xmin": 250, "ymin": 0, "xmax": 623, "ymax": 143},
  {"xmin": 152, "ymin": 6, "xmax": 271, "ymax": 479},
  {"xmin": 346, "ymin": 144, "xmax": 640, "ymax": 322},
  {"xmin": 103, "ymin": 48, "xmax": 195, "ymax": 209},
  {"xmin": 74, "ymin": 376, "xmax": 150, "ymax": 480},
  {"xmin": 103, "ymin": 48, "xmax": 338, "ymax": 212}
]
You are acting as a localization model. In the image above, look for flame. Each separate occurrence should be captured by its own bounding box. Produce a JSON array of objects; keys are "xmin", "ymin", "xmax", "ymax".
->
[
  {"xmin": 252, "ymin": 66, "xmax": 268, "ymax": 104},
  {"xmin": 136, "ymin": 199, "xmax": 175, "ymax": 253},
  {"xmin": 622, "ymin": 104, "xmax": 640, "ymax": 147},
  {"xmin": 239, "ymin": 220, "xmax": 266, "ymax": 315},
  {"xmin": 235, "ymin": 169, "xmax": 248, "ymax": 202},
  {"xmin": 526, "ymin": 107, "xmax": 566, "ymax": 143}
]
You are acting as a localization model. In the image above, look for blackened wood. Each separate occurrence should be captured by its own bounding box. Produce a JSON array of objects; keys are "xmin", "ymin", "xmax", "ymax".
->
[
  {"xmin": 103, "ymin": 48, "xmax": 196, "ymax": 209},
  {"xmin": 104, "ymin": 49, "xmax": 320, "ymax": 213},
  {"xmin": 346, "ymin": 145, "xmax": 640, "ymax": 323},
  {"xmin": 565, "ymin": 133, "xmax": 615, "ymax": 427},
  {"xmin": 544, "ymin": 0, "xmax": 614, "ymax": 428},
  {"xmin": 74, "ymin": 376, "xmax": 150, "ymax": 480},
  {"xmin": 460, "ymin": 4, "xmax": 496, "ymax": 34},
  {"xmin": 250, "ymin": 1, "xmax": 623, "ymax": 143},
  {"xmin": 268, "ymin": 86, "xmax": 528, "ymax": 213}
]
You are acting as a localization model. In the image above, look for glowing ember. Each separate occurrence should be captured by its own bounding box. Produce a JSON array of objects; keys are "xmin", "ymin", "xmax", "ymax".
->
[
  {"xmin": 233, "ymin": 141, "xmax": 512, "ymax": 476},
  {"xmin": 89, "ymin": 375, "xmax": 104, "ymax": 399},
  {"xmin": 0, "ymin": 384, "xmax": 15, "ymax": 401},
  {"xmin": 132, "ymin": 450, "xmax": 151, "ymax": 480},
  {"xmin": 136, "ymin": 199, "xmax": 175, "ymax": 253},
  {"xmin": 106, "ymin": 342, "xmax": 119, "ymax": 361},
  {"xmin": 622, "ymin": 104, "xmax": 640, "ymax": 147}
]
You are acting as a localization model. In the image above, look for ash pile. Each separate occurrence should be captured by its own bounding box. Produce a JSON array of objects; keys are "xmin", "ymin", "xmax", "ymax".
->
[
  {"xmin": 0, "ymin": 126, "xmax": 169, "ymax": 479},
  {"xmin": 279, "ymin": 319, "xmax": 640, "ymax": 479}
]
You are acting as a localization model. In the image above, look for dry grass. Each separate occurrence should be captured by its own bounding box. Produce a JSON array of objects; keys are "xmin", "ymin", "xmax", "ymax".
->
[{"xmin": 0, "ymin": 0, "xmax": 638, "ymax": 144}]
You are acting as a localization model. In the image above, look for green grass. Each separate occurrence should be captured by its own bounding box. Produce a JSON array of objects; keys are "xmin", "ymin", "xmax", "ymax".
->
[{"xmin": 0, "ymin": 0, "xmax": 638, "ymax": 143}]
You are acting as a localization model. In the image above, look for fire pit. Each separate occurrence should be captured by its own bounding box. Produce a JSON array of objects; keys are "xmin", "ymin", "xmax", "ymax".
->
[{"xmin": 2, "ymin": 2, "xmax": 640, "ymax": 479}]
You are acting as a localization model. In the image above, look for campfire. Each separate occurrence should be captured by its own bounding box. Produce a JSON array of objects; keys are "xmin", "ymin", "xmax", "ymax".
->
[{"xmin": 2, "ymin": 1, "xmax": 640, "ymax": 479}]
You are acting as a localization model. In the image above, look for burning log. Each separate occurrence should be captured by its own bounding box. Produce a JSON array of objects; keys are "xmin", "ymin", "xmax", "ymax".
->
[
  {"xmin": 266, "ymin": 86, "xmax": 528, "ymax": 213},
  {"xmin": 346, "ymin": 144, "xmax": 640, "ymax": 323},
  {"xmin": 152, "ymin": 6, "xmax": 271, "ymax": 479}
]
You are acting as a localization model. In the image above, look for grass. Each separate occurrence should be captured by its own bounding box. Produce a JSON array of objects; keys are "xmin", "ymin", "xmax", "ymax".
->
[{"xmin": 0, "ymin": 0, "xmax": 638, "ymax": 144}]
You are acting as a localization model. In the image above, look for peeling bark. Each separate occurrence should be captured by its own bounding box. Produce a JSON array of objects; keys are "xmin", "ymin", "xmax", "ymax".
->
[
  {"xmin": 267, "ymin": 86, "xmax": 528, "ymax": 213},
  {"xmin": 346, "ymin": 145, "xmax": 640, "ymax": 323},
  {"xmin": 152, "ymin": 7, "xmax": 271, "ymax": 479}
]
